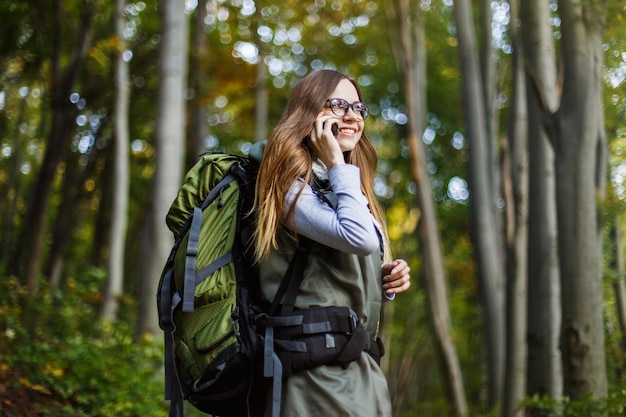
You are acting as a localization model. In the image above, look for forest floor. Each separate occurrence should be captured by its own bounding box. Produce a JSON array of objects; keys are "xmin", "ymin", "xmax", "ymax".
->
[{"xmin": 0, "ymin": 366, "xmax": 73, "ymax": 417}]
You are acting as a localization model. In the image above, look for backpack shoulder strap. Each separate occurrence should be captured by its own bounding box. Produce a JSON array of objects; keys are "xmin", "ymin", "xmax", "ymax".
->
[
  {"xmin": 261, "ymin": 236, "xmax": 312, "ymax": 417},
  {"xmin": 269, "ymin": 236, "xmax": 312, "ymax": 315},
  {"xmin": 269, "ymin": 174, "xmax": 336, "ymax": 315}
]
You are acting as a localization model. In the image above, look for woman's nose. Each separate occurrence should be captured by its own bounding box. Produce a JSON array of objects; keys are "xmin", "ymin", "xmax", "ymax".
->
[{"xmin": 344, "ymin": 107, "xmax": 362, "ymax": 121}]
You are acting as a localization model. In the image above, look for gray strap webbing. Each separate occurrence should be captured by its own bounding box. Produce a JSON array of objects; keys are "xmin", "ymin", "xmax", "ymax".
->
[
  {"xmin": 200, "ymin": 173, "xmax": 237, "ymax": 210},
  {"xmin": 195, "ymin": 252, "xmax": 233, "ymax": 285},
  {"xmin": 259, "ymin": 314, "xmax": 303, "ymax": 327},
  {"xmin": 160, "ymin": 268, "xmax": 174, "ymax": 328},
  {"xmin": 263, "ymin": 326, "xmax": 283, "ymax": 417},
  {"xmin": 160, "ymin": 265, "xmax": 184, "ymax": 416},
  {"xmin": 182, "ymin": 172, "xmax": 238, "ymax": 313},
  {"xmin": 269, "ymin": 351, "xmax": 282, "ymax": 417},
  {"xmin": 263, "ymin": 326, "xmax": 275, "ymax": 377},
  {"xmin": 160, "ymin": 268, "xmax": 176, "ymax": 398},
  {"xmin": 167, "ymin": 292, "xmax": 184, "ymax": 417},
  {"xmin": 183, "ymin": 206, "xmax": 203, "ymax": 312},
  {"xmin": 302, "ymin": 321, "xmax": 332, "ymax": 334}
]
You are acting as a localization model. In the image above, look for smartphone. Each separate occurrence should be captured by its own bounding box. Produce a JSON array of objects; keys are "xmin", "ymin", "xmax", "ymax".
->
[{"xmin": 321, "ymin": 122, "xmax": 339, "ymax": 138}]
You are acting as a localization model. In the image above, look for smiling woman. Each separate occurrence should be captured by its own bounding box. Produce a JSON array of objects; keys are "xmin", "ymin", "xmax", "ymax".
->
[{"xmin": 251, "ymin": 69, "xmax": 411, "ymax": 417}]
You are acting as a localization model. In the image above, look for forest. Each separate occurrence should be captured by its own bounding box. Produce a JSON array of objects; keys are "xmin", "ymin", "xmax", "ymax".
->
[{"xmin": 1, "ymin": 0, "xmax": 625, "ymax": 416}]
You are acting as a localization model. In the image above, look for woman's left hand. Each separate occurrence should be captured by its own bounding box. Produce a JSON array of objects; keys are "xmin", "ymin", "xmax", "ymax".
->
[{"xmin": 382, "ymin": 259, "xmax": 411, "ymax": 296}]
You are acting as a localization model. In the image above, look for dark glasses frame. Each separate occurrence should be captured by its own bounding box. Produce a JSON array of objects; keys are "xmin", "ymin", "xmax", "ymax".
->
[{"xmin": 326, "ymin": 98, "xmax": 369, "ymax": 120}]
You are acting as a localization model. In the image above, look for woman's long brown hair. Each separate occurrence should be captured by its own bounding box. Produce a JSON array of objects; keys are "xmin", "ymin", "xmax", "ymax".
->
[{"xmin": 252, "ymin": 69, "xmax": 390, "ymax": 263}]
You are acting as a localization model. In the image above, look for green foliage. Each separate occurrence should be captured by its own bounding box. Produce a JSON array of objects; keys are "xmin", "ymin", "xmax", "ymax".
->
[
  {"xmin": 523, "ymin": 387, "xmax": 626, "ymax": 417},
  {"xmin": 0, "ymin": 275, "xmax": 167, "ymax": 417}
]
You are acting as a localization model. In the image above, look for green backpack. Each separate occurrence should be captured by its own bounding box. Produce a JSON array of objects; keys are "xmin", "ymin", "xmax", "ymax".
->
[
  {"xmin": 157, "ymin": 150, "xmax": 375, "ymax": 417},
  {"xmin": 157, "ymin": 152, "xmax": 265, "ymax": 417}
]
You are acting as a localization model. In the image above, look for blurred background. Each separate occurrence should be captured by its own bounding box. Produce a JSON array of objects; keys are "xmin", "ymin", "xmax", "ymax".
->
[{"xmin": 1, "ymin": 0, "xmax": 625, "ymax": 416}]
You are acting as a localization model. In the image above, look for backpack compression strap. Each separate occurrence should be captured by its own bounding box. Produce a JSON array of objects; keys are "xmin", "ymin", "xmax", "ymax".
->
[
  {"xmin": 160, "ymin": 263, "xmax": 185, "ymax": 417},
  {"xmin": 181, "ymin": 172, "xmax": 238, "ymax": 312}
]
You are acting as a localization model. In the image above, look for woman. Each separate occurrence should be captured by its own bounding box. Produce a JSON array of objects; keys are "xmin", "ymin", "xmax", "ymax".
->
[{"xmin": 252, "ymin": 69, "xmax": 411, "ymax": 416}]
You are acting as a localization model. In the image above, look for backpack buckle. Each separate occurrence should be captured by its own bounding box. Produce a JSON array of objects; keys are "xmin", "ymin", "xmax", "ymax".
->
[
  {"xmin": 347, "ymin": 309, "xmax": 359, "ymax": 334},
  {"xmin": 232, "ymin": 306, "xmax": 242, "ymax": 337},
  {"xmin": 232, "ymin": 320, "xmax": 240, "ymax": 339}
]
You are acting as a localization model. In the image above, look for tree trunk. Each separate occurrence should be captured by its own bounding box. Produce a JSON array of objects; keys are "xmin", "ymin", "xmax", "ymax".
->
[
  {"xmin": 389, "ymin": 1, "xmax": 468, "ymax": 415},
  {"xmin": 0, "ymin": 86, "xmax": 28, "ymax": 273},
  {"xmin": 137, "ymin": 0, "xmax": 188, "ymax": 336},
  {"xmin": 479, "ymin": 0, "xmax": 499, "ymax": 197},
  {"xmin": 17, "ymin": 0, "xmax": 93, "ymax": 293},
  {"xmin": 610, "ymin": 220, "xmax": 626, "ymax": 352},
  {"xmin": 254, "ymin": 44, "xmax": 269, "ymax": 143},
  {"xmin": 554, "ymin": 0, "xmax": 608, "ymax": 401},
  {"xmin": 188, "ymin": 0, "xmax": 209, "ymax": 168},
  {"xmin": 47, "ymin": 146, "xmax": 98, "ymax": 290},
  {"xmin": 501, "ymin": 2, "xmax": 528, "ymax": 415},
  {"xmin": 101, "ymin": 0, "xmax": 130, "ymax": 322},
  {"xmin": 452, "ymin": 0, "xmax": 505, "ymax": 406},
  {"xmin": 520, "ymin": 0, "xmax": 563, "ymax": 405},
  {"xmin": 253, "ymin": 1, "xmax": 269, "ymax": 143}
]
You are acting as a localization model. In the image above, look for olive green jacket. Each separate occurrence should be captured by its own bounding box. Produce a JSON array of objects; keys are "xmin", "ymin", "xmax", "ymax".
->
[{"xmin": 259, "ymin": 228, "xmax": 392, "ymax": 417}]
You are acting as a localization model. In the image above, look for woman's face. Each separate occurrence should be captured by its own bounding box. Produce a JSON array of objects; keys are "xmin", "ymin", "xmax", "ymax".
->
[{"xmin": 322, "ymin": 79, "xmax": 366, "ymax": 153}]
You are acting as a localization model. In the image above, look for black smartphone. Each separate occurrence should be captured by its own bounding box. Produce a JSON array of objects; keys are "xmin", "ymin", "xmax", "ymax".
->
[{"xmin": 321, "ymin": 122, "xmax": 339, "ymax": 138}]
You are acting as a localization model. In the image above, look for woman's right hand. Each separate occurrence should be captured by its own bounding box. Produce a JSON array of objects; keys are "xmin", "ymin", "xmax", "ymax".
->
[{"xmin": 309, "ymin": 112, "xmax": 345, "ymax": 168}]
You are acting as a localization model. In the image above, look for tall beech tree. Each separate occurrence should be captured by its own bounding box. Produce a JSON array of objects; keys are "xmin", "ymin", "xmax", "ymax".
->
[
  {"xmin": 552, "ymin": 0, "xmax": 609, "ymax": 399},
  {"xmin": 386, "ymin": 0, "xmax": 468, "ymax": 415},
  {"xmin": 101, "ymin": 0, "xmax": 130, "ymax": 322},
  {"xmin": 520, "ymin": 0, "xmax": 563, "ymax": 407},
  {"xmin": 452, "ymin": 0, "xmax": 506, "ymax": 406},
  {"xmin": 137, "ymin": 0, "xmax": 189, "ymax": 335},
  {"xmin": 501, "ymin": 2, "xmax": 528, "ymax": 416},
  {"xmin": 15, "ymin": 0, "xmax": 94, "ymax": 293}
]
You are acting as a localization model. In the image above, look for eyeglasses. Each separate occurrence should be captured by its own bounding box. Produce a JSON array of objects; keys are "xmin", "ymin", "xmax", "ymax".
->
[{"xmin": 326, "ymin": 98, "xmax": 369, "ymax": 120}]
